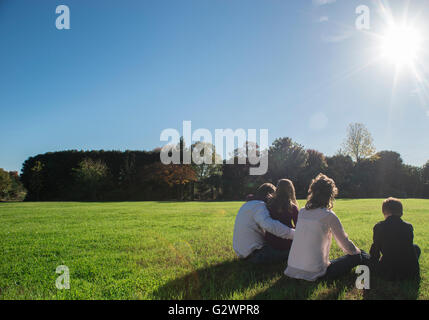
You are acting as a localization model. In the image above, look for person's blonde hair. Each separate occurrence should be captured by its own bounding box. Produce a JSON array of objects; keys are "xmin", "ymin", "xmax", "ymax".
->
[
  {"xmin": 268, "ymin": 179, "xmax": 298, "ymax": 212},
  {"xmin": 305, "ymin": 174, "xmax": 338, "ymax": 210}
]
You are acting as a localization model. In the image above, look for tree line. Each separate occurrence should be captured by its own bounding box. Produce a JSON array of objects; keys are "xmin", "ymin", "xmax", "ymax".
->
[{"xmin": 12, "ymin": 123, "xmax": 429, "ymax": 201}]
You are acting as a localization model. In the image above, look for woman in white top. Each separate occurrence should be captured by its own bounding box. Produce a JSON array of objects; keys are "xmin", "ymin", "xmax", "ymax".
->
[{"xmin": 285, "ymin": 174, "xmax": 369, "ymax": 281}]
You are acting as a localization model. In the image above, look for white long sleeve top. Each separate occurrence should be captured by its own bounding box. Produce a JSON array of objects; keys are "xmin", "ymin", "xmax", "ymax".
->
[
  {"xmin": 233, "ymin": 200, "xmax": 295, "ymax": 259},
  {"xmin": 284, "ymin": 207, "xmax": 360, "ymax": 281}
]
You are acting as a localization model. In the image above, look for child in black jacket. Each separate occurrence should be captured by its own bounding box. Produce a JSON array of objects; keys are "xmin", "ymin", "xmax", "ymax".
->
[{"xmin": 369, "ymin": 198, "xmax": 420, "ymax": 281}]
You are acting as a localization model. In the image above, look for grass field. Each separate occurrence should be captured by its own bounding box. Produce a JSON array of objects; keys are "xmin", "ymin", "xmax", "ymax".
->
[{"xmin": 0, "ymin": 200, "xmax": 427, "ymax": 300}]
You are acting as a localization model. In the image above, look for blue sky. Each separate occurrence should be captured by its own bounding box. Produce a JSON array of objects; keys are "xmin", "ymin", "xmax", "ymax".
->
[{"xmin": 1, "ymin": 0, "xmax": 429, "ymax": 172}]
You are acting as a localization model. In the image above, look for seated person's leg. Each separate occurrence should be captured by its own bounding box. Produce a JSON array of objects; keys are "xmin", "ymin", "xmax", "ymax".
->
[
  {"xmin": 360, "ymin": 250, "xmax": 371, "ymax": 265},
  {"xmin": 265, "ymin": 246, "xmax": 290, "ymax": 264},
  {"xmin": 247, "ymin": 247, "xmax": 269, "ymax": 264},
  {"xmin": 247, "ymin": 245, "xmax": 289, "ymax": 265},
  {"xmin": 325, "ymin": 253, "xmax": 364, "ymax": 280}
]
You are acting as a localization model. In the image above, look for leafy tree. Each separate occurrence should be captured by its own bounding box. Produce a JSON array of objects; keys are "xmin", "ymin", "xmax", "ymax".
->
[
  {"xmin": 422, "ymin": 161, "xmax": 429, "ymax": 198},
  {"xmin": 326, "ymin": 154, "xmax": 355, "ymax": 197},
  {"xmin": 306, "ymin": 150, "xmax": 328, "ymax": 171},
  {"xmin": 145, "ymin": 163, "xmax": 197, "ymax": 200},
  {"xmin": 341, "ymin": 123, "xmax": 376, "ymax": 162},
  {"xmin": 352, "ymin": 157, "xmax": 378, "ymax": 198},
  {"xmin": 0, "ymin": 168, "xmax": 12, "ymax": 200},
  {"xmin": 373, "ymin": 151, "xmax": 404, "ymax": 197},
  {"xmin": 423, "ymin": 161, "xmax": 429, "ymax": 183},
  {"xmin": 7, "ymin": 171, "xmax": 27, "ymax": 200},
  {"xmin": 297, "ymin": 149, "xmax": 328, "ymax": 197},
  {"xmin": 221, "ymin": 141, "xmax": 267, "ymax": 200},
  {"xmin": 29, "ymin": 161, "xmax": 44, "ymax": 201},
  {"xmin": 222, "ymin": 157, "xmax": 255, "ymax": 200},
  {"xmin": 401, "ymin": 165, "xmax": 422, "ymax": 198},
  {"xmin": 267, "ymin": 137, "xmax": 308, "ymax": 183},
  {"xmin": 119, "ymin": 152, "xmax": 137, "ymax": 189},
  {"xmin": 21, "ymin": 150, "xmax": 160, "ymax": 201},
  {"xmin": 73, "ymin": 158, "xmax": 109, "ymax": 201},
  {"xmin": 191, "ymin": 142, "xmax": 222, "ymax": 200}
]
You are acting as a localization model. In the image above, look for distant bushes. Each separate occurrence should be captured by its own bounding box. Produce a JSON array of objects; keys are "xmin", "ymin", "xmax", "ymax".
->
[
  {"xmin": 0, "ymin": 169, "xmax": 26, "ymax": 201},
  {"xmin": 18, "ymin": 139, "xmax": 429, "ymax": 201},
  {"xmin": 21, "ymin": 150, "xmax": 161, "ymax": 201}
]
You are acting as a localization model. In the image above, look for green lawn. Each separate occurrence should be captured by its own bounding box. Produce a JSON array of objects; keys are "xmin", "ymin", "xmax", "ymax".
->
[{"xmin": 0, "ymin": 200, "xmax": 427, "ymax": 300}]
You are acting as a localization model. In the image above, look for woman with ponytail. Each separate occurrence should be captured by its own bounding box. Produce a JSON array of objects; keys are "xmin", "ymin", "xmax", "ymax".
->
[{"xmin": 265, "ymin": 179, "xmax": 299, "ymax": 252}]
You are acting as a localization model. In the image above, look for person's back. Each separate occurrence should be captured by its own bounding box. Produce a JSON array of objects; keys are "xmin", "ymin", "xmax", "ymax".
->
[
  {"xmin": 285, "ymin": 174, "xmax": 363, "ymax": 281},
  {"xmin": 265, "ymin": 204, "xmax": 298, "ymax": 251},
  {"xmin": 265, "ymin": 179, "xmax": 299, "ymax": 252},
  {"xmin": 232, "ymin": 183, "xmax": 296, "ymax": 263},
  {"xmin": 370, "ymin": 216, "xmax": 419, "ymax": 280},
  {"xmin": 370, "ymin": 198, "xmax": 420, "ymax": 281},
  {"xmin": 286, "ymin": 207, "xmax": 357, "ymax": 280},
  {"xmin": 233, "ymin": 200, "xmax": 267, "ymax": 258},
  {"xmin": 369, "ymin": 198, "xmax": 420, "ymax": 281}
]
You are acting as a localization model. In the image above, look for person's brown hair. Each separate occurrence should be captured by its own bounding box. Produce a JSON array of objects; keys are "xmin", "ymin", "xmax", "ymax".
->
[
  {"xmin": 305, "ymin": 173, "xmax": 338, "ymax": 210},
  {"xmin": 254, "ymin": 183, "xmax": 276, "ymax": 203},
  {"xmin": 382, "ymin": 197, "xmax": 403, "ymax": 217},
  {"xmin": 268, "ymin": 179, "xmax": 298, "ymax": 213}
]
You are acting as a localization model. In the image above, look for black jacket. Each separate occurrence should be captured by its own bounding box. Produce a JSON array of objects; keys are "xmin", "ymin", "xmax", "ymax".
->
[{"xmin": 369, "ymin": 216, "xmax": 420, "ymax": 280}]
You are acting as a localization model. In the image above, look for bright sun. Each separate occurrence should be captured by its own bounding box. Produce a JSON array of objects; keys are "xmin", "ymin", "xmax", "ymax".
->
[{"xmin": 380, "ymin": 25, "xmax": 422, "ymax": 66}]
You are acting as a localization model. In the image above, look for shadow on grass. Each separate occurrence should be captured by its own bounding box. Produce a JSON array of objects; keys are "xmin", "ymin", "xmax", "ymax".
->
[
  {"xmin": 257, "ymin": 274, "xmax": 422, "ymax": 300},
  {"xmin": 362, "ymin": 275, "xmax": 421, "ymax": 300},
  {"xmin": 153, "ymin": 259, "xmax": 357, "ymax": 300},
  {"xmin": 153, "ymin": 259, "xmax": 421, "ymax": 300},
  {"xmin": 251, "ymin": 277, "xmax": 353, "ymax": 300},
  {"xmin": 152, "ymin": 259, "xmax": 288, "ymax": 299}
]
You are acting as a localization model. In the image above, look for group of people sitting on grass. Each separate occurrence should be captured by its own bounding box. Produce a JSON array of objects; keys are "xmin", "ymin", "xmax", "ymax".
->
[{"xmin": 233, "ymin": 173, "xmax": 421, "ymax": 282}]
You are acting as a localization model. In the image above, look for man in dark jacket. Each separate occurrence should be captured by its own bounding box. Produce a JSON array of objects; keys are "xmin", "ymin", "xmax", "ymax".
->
[{"xmin": 369, "ymin": 197, "xmax": 420, "ymax": 281}]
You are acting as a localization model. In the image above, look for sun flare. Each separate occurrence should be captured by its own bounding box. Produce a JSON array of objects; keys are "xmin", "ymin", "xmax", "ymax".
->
[{"xmin": 380, "ymin": 25, "xmax": 422, "ymax": 66}]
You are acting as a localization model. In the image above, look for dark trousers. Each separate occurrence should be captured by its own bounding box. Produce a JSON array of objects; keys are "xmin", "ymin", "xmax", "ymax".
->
[
  {"xmin": 370, "ymin": 245, "xmax": 421, "ymax": 280},
  {"xmin": 247, "ymin": 245, "xmax": 290, "ymax": 265},
  {"xmin": 324, "ymin": 251, "xmax": 371, "ymax": 280},
  {"xmin": 414, "ymin": 244, "xmax": 421, "ymax": 260},
  {"xmin": 325, "ymin": 246, "xmax": 421, "ymax": 280}
]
